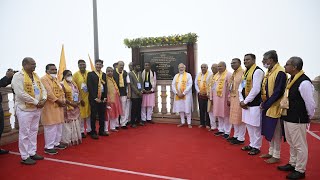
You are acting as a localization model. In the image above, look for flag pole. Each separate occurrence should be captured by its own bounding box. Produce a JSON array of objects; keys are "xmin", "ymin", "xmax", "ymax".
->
[{"xmin": 93, "ymin": 0, "xmax": 99, "ymax": 62}]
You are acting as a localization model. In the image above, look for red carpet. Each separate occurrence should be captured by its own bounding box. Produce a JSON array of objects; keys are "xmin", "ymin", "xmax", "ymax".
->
[{"xmin": 0, "ymin": 123, "xmax": 319, "ymax": 180}]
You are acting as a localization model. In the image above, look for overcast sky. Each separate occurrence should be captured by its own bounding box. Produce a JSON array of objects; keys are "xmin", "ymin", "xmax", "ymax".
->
[{"xmin": 1, "ymin": 0, "xmax": 319, "ymax": 79}]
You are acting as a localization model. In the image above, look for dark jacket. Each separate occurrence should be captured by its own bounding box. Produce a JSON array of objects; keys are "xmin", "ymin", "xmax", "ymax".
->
[
  {"xmin": 87, "ymin": 71, "xmax": 107, "ymax": 103},
  {"xmin": 0, "ymin": 76, "xmax": 12, "ymax": 103}
]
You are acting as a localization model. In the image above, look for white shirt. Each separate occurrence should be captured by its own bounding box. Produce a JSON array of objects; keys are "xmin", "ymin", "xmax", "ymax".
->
[
  {"xmin": 238, "ymin": 68, "xmax": 264, "ymax": 104},
  {"xmin": 11, "ymin": 71, "xmax": 47, "ymax": 111},
  {"xmin": 299, "ymin": 80, "xmax": 316, "ymax": 118},
  {"xmin": 194, "ymin": 71, "xmax": 212, "ymax": 93}
]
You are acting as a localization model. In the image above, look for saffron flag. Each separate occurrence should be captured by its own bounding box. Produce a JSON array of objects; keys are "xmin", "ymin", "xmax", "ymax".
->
[
  {"xmin": 57, "ymin": 45, "xmax": 66, "ymax": 81},
  {"xmin": 88, "ymin": 54, "xmax": 95, "ymax": 71}
]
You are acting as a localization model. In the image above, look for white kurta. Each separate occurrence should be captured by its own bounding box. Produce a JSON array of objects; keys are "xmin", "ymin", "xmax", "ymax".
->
[
  {"xmin": 172, "ymin": 72, "xmax": 193, "ymax": 113},
  {"xmin": 238, "ymin": 69, "xmax": 264, "ymax": 127}
]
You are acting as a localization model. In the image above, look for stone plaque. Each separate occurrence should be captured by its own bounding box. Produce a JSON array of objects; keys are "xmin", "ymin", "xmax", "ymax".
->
[{"xmin": 140, "ymin": 50, "xmax": 187, "ymax": 80}]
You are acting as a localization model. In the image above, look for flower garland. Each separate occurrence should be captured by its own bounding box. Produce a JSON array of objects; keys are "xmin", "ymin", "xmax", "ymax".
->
[{"xmin": 124, "ymin": 33, "xmax": 198, "ymax": 48}]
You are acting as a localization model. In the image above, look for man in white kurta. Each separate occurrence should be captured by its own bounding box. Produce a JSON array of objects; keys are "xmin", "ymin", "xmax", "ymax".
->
[
  {"xmin": 12, "ymin": 57, "xmax": 47, "ymax": 165},
  {"xmin": 239, "ymin": 54, "xmax": 264, "ymax": 155},
  {"xmin": 172, "ymin": 63, "xmax": 193, "ymax": 128},
  {"xmin": 207, "ymin": 63, "xmax": 218, "ymax": 131}
]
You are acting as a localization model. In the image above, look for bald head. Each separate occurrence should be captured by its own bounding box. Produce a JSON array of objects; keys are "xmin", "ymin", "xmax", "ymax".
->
[{"xmin": 22, "ymin": 57, "xmax": 36, "ymax": 73}]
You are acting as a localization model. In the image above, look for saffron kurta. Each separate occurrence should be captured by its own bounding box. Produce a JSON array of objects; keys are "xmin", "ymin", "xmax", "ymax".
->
[
  {"xmin": 229, "ymin": 68, "xmax": 244, "ymax": 124},
  {"xmin": 172, "ymin": 72, "xmax": 193, "ymax": 113},
  {"xmin": 211, "ymin": 71, "xmax": 232, "ymax": 118},
  {"xmin": 73, "ymin": 71, "xmax": 90, "ymax": 119},
  {"xmin": 40, "ymin": 74, "xmax": 65, "ymax": 126}
]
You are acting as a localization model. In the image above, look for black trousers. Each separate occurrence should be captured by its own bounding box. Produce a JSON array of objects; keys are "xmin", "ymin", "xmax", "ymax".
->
[
  {"xmin": 90, "ymin": 101, "xmax": 106, "ymax": 134},
  {"xmin": 0, "ymin": 106, "xmax": 4, "ymax": 140},
  {"xmin": 198, "ymin": 96, "xmax": 210, "ymax": 126},
  {"xmin": 131, "ymin": 98, "xmax": 142, "ymax": 125}
]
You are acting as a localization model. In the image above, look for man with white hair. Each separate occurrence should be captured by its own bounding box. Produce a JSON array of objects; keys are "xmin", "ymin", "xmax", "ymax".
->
[
  {"xmin": 172, "ymin": 63, "xmax": 193, "ymax": 128},
  {"xmin": 195, "ymin": 64, "xmax": 212, "ymax": 129}
]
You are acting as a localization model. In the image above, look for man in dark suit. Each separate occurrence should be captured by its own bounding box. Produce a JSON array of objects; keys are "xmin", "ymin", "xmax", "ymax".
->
[
  {"xmin": 0, "ymin": 69, "xmax": 14, "ymax": 154},
  {"xmin": 87, "ymin": 59, "xmax": 108, "ymax": 139}
]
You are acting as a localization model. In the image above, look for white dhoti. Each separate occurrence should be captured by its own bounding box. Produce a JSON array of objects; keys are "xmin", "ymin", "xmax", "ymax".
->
[
  {"xmin": 119, "ymin": 96, "xmax": 129, "ymax": 127},
  {"xmin": 179, "ymin": 112, "xmax": 192, "ymax": 125},
  {"xmin": 141, "ymin": 107, "xmax": 153, "ymax": 121},
  {"xmin": 216, "ymin": 116, "xmax": 232, "ymax": 135},
  {"xmin": 209, "ymin": 112, "xmax": 218, "ymax": 130},
  {"xmin": 242, "ymin": 106, "xmax": 262, "ymax": 149},
  {"xmin": 268, "ymin": 120, "xmax": 282, "ymax": 159},
  {"xmin": 233, "ymin": 123, "xmax": 246, "ymax": 141},
  {"xmin": 16, "ymin": 108, "xmax": 41, "ymax": 160},
  {"xmin": 80, "ymin": 117, "xmax": 91, "ymax": 133},
  {"xmin": 44, "ymin": 123, "xmax": 63, "ymax": 149}
]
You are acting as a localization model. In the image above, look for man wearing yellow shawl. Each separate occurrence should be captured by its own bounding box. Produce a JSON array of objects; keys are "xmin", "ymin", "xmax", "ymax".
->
[
  {"xmin": 105, "ymin": 67, "xmax": 122, "ymax": 132},
  {"xmin": 210, "ymin": 62, "xmax": 232, "ymax": 138},
  {"xmin": 41, "ymin": 64, "xmax": 67, "ymax": 155},
  {"xmin": 87, "ymin": 59, "xmax": 108, "ymax": 139},
  {"xmin": 172, "ymin": 63, "xmax": 193, "ymax": 128},
  {"xmin": 195, "ymin": 64, "xmax": 212, "ymax": 129},
  {"xmin": 239, "ymin": 54, "xmax": 264, "ymax": 156},
  {"xmin": 113, "ymin": 61, "xmax": 129, "ymax": 129},
  {"xmin": 228, "ymin": 58, "xmax": 246, "ymax": 145},
  {"xmin": 260, "ymin": 50, "xmax": 287, "ymax": 164},
  {"xmin": 12, "ymin": 57, "xmax": 47, "ymax": 165},
  {"xmin": 207, "ymin": 63, "xmax": 218, "ymax": 131},
  {"xmin": 141, "ymin": 62, "xmax": 157, "ymax": 124},
  {"xmin": 73, "ymin": 60, "xmax": 91, "ymax": 138},
  {"xmin": 278, "ymin": 57, "xmax": 315, "ymax": 180}
]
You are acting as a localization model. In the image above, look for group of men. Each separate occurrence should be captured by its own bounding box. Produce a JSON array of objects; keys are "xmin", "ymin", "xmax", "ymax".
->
[
  {"xmin": 172, "ymin": 50, "xmax": 314, "ymax": 179},
  {"xmin": 0, "ymin": 50, "xmax": 316, "ymax": 179}
]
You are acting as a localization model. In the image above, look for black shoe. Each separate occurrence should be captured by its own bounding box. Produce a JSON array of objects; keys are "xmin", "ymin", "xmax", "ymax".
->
[
  {"xmin": 248, "ymin": 148, "xmax": 260, "ymax": 155},
  {"xmin": 138, "ymin": 122, "xmax": 145, "ymax": 126},
  {"xmin": 214, "ymin": 132, "xmax": 224, "ymax": 136},
  {"xmin": 30, "ymin": 154, "xmax": 44, "ymax": 160},
  {"xmin": 286, "ymin": 170, "xmax": 305, "ymax": 179},
  {"xmin": 0, "ymin": 149, "xmax": 9, "ymax": 155},
  {"xmin": 98, "ymin": 132, "xmax": 109, "ymax": 136},
  {"xmin": 121, "ymin": 126, "xmax": 128, "ymax": 129},
  {"xmin": 87, "ymin": 131, "xmax": 92, "ymax": 135},
  {"xmin": 147, "ymin": 120, "xmax": 155, "ymax": 124},
  {"xmin": 222, "ymin": 134, "xmax": 229, "ymax": 139},
  {"xmin": 278, "ymin": 164, "xmax": 295, "ymax": 172},
  {"xmin": 91, "ymin": 133, "xmax": 99, "ymax": 139},
  {"xmin": 227, "ymin": 137, "xmax": 237, "ymax": 142},
  {"xmin": 230, "ymin": 139, "xmax": 245, "ymax": 145},
  {"xmin": 44, "ymin": 148, "xmax": 58, "ymax": 155},
  {"xmin": 241, "ymin": 145, "xmax": 253, "ymax": 151},
  {"xmin": 54, "ymin": 144, "xmax": 67, "ymax": 150},
  {"xmin": 115, "ymin": 127, "xmax": 120, "ymax": 130},
  {"xmin": 21, "ymin": 157, "xmax": 36, "ymax": 165}
]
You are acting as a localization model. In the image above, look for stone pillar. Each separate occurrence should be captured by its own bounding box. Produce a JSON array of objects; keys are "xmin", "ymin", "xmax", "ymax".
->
[
  {"xmin": 0, "ymin": 87, "xmax": 12, "ymax": 133},
  {"xmin": 170, "ymin": 86, "xmax": 174, "ymax": 114},
  {"xmin": 161, "ymin": 85, "xmax": 167, "ymax": 114},
  {"xmin": 312, "ymin": 76, "xmax": 320, "ymax": 120},
  {"xmin": 154, "ymin": 85, "xmax": 159, "ymax": 113}
]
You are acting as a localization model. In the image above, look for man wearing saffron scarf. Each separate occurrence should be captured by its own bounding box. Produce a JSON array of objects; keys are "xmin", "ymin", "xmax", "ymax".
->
[
  {"xmin": 11, "ymin": 57, "xmax": 46, "ymax": 165},
  {"xmin": 278, "ymin": 57, "xmax": 315, "ymax": 179},
  {"xmin": 207, "ymin": 63, "xmax": 218, "ymax": 131},
  {"xmin": 0, "ymin": 69, "xmax": 14, "ymax": 155},
  {"xmin": 87, "ymin": 59, "xmax": 108, "ymax": 139},
  {"xmin": 113, "ymin": 61, "xmax": 129, "ymax": 129},
  {"xmin": 239, "ymin": 54, "xmax": 264, "ymax": 155},
  {"xmin": 141, "ymin": 62, "xmax": 157, "ymax": 124},
  {"xmin": 260, "ymin": 50, "xmax": 287, "ymax": 164},
  {"xmin": 106, "ymin": 67, "xmax": 122, "ymax": 132},
  {"xmin": 195, "ymin": 64, "xmax": 212, "ymax": 129},
  {"xmin": 73, "ymin": 60, "xmax": 91, "ymax": 138},
  {"xmin": 41, "ymin": 64, "xmax": 67, "ymax": 155},
  {"xmin": 211, "ymin": 62, "xmax": 232, "ymax": 138},
  {"xmin": 172, "ymin": 63, "xmax": 193, "ymax": 128},
  {"xmin": 228, "ymin": 58, "xmax": 246, "ymax": 145}
]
